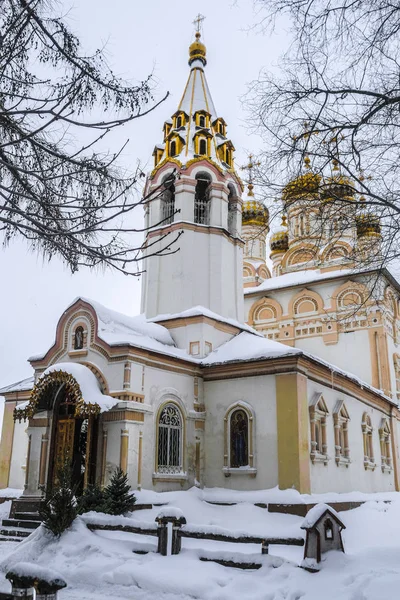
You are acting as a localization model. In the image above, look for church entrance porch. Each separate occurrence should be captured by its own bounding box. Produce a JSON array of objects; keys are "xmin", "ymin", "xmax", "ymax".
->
[{"xmin": 13, "ymin": 365, "xmax": 107, "ymax": 497}]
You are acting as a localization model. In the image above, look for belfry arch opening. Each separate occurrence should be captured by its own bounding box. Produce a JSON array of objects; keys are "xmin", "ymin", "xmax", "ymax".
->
[
  {"xmin": 161, "ymin": 174, "xmax": 175, "ymax": 225},
  {"xmin": 194, "ymin": 172, "xmax": 211, "ymax": 225}
]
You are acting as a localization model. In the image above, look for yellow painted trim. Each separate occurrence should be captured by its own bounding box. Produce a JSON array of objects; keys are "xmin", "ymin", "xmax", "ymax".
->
[
  {"xmin": 0, "ymin": 401, "xmax": 16, "ymax": 487},
  {"xmin": 276, "ymin": 373, "xmax": 311, "ymax": 493}
]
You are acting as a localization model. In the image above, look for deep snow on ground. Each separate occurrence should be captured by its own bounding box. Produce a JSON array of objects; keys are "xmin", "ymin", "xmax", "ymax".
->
[{"xmin": 1, "ymin": 489, "xmax": 400, "ymax": 599}]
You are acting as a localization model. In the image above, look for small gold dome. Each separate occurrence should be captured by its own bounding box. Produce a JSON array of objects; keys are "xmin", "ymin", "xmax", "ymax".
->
[
  {"xmin": 242, "ymin": 199, "xmax": 269, "ymax": 227},
  {"xmin": 282, "ymin": 172, "xmax": 321, "ymax": 204},
  {"xmin": 356, "ymin": 213, "xmax": 381, "ymax": 238},
  {"xmin": 321, "ymin": 175, "xmax": 355, "ymax": 202},
  {"xmin": 270, "ymin": 215, "xmax": 289, "ymax": 253},
  {"xmin": 189, "ymin": 32, "xmax": 207, "ymax": 66}
]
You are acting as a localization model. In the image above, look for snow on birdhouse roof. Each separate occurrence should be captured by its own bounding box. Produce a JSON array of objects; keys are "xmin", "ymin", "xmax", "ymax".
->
[{"xmin": 301, "ymin": 503, "xmax": 345, "ymax": 530}]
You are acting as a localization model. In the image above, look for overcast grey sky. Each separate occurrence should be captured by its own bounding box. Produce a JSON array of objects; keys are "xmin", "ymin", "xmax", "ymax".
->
[{"xmin": 0, "ymin": 0, "xmax": 290, "ymax": 390}]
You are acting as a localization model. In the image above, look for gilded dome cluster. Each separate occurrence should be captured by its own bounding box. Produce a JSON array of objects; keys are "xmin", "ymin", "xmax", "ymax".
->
[{"xmin": 282, "ymin": 172, "xmax": 321, "ymax": 203}]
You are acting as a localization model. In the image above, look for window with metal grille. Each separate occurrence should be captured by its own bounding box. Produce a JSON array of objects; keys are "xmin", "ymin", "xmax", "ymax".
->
[
  {"xmin": 161, "ymin": 175, "xmax": 175, "ymax": 225},
  {"xmin": 157, "ymin": 404, "xmax": 182, "ymax": 474},
  {"xmin": 194, "ymin": 173, "xmax": 211, "ymax": 224}
]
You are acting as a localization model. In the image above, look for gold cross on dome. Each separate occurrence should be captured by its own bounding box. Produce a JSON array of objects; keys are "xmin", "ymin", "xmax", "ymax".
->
[
  {"xmin": 193, "ymin": 13, "xmax": 205, "ymax": 33},
  {"xmin": 241, "ymin": 153, "xmax": 261, "ymax": 197},
  {"xmin": 241, "ymin": 153, "xmax": 261, "ymax": 185}
]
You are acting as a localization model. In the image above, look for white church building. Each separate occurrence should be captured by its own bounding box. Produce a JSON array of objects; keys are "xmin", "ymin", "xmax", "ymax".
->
[{"xmin": 1, "ymin": 32, "xmax": 400, "ymax": 501}]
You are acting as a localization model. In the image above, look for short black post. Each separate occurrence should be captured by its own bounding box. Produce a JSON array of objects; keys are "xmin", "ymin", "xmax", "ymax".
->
[
  {"xmin": 155, "ymin": 510, "xmax": 187, "ymax": 556},
  {"xmin": 5, "ymin": 574, "xmax": 34, "ymax": 600},
  {"xmin": 35, "ymin": 578, "xmax": 67, "ymax": 600},
  {"xmin": 261, "ymin": 540, "xmax": 269, "ymax": 555}
]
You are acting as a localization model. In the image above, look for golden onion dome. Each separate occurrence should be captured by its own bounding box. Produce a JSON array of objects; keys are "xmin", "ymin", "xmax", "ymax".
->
[
  {"xmin": 269, "ymin": 215, "xmax": 289, "ymax": 253},
  {"xmin": 356, "ymin": 213, "xmax": 381, "ymax": 238},
  {"xmin": 321, "ymin": 174, "xmax": 355, "ymax": 202},
  {"xmin": 282, "ymin": 172, "xmax": 321, "ymax": 204},
  {"xmin": 242, "ymin": 197, "xmax": 269, "ymax": 227},
  {"xmin": 189, "ymin": 32, "xmax": 207, "ymax": 67}
]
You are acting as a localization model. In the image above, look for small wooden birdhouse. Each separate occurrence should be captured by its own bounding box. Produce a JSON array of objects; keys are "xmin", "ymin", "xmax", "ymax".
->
[{"xmin": 301, "ymin": 503, "xmax": 346, "ymax": 571}]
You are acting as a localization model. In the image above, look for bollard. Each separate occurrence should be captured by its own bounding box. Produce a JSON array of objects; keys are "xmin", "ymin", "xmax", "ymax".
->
[
  {"xmin": 155, "ymin": 509, "xmax": 186, "ymax": 556},
  {"xmin": 5, "ymin": 573, "xmax": 34, "ymax": 600},
  {"xmin": 261, "ymin": 540, "xmax": 269, "ymax": 555},
  {"xmin": 35, "ymin": 578, "xmax": 67, "ymax": 600}
]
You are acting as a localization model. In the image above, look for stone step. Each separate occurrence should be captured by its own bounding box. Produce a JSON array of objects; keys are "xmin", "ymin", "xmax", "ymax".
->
[
  {"xmin": 0, "ymin": 535, "xmax": 22, "ymax": 543},
  {"xmin": 10, "ymin": 497, "xmax": 43, "ymax": 518},
  {"xmin": 2, "ymin": 519, "xmax": 40, "ymax": 530},
  {"xmin": 13, "ymin": 512, "xmax": 41, "ymax": 522},
  {"xmin": 0, "ymin": 527, "xmax": 32, "ymax": 539}
]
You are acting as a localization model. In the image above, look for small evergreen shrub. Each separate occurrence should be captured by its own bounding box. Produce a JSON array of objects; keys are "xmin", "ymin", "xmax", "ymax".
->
[
  {"xmin": 40, "ymin": 464, "xmax": 77, "ymax": 537},
  {"xmin": 77, "ymin": 484, "xmax": 107, "ymax": 514},
  {"xmin": 103, "ymin": 468, "xmax": 136, "ymax": 515}
]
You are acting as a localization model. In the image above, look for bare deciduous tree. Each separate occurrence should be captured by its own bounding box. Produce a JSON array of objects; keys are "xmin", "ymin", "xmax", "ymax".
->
[
  {"xmin": 247, "ymin": 0, "xmax": 400, "ymax": 271},
  {"xmin": 0, "ymin": 0, "xmax": 179, "ymax": 275}
]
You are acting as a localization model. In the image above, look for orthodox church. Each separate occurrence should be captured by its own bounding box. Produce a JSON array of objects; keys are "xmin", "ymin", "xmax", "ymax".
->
[{"xmin": 1, "ymin": 31, "xmax": 400, "ymax": 504}]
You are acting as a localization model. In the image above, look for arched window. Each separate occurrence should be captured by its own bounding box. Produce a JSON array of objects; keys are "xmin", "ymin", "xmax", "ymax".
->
[
  {"xmin": 199, "ymin": 115, "xmax": 205, "ymax": 128},
  {"xmin": 225, "ymin": 148, "xmax": 230, "ymax": 165},
  {"xmin": 157, "ymin": 403, "xmax": 183, "ymax": 474},
  {"xmin": 230, "ymin": 409, "xmax": 249, "ymax": 467},
  {"xmin": 176, "ymin": 116, "xmax": 182, "ymax": 128},
  {"xmin": 74, "ymin": 326, "xmax": 84, "ymax": 350},
  {"xmin": 199, "ymin": 138, "xmax": 207, "ymax": 156},
  {"xmin": 194, "ymin": 172, "xmax": 211, "ymax": 225},
  {"xmin": 161, "ymin": 175, "xmax": 175, "ymax": 225},
  {"xmin": 362, "ymin": 413, "xmax": 375, "ymax": 469},
  {"xmin": 170, "ymin": 140, "xmax": 176, "ymax": 157}
]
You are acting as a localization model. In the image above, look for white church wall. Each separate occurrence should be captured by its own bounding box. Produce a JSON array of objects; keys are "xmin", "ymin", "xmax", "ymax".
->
[
  {"xmin": 298, "ymin": 330, "xmax": 372, "ymax": 386},
  {"xmin": 307, "ymin": 381, "xmax": 396, "ymax": 494},
  {"xmin": 165, "ymin": 321, "xmax": 235, "ymax": 356},
  {"xmin": 8, "ymin": 418, "xmax": 28, "ymax": 490},
  {"xmin": 203, "ymin": 374, "xmax": 278, "ymax": 490}
]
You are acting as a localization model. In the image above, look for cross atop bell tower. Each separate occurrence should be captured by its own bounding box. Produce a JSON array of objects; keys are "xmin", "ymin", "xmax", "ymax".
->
[{"xmin": 140, "ymin": 26, "xmax": 244, "ymax": 321}]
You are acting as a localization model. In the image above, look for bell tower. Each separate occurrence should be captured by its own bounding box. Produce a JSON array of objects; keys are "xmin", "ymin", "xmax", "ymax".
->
[{"xmin": 140, "ymin": 26, "xmax": 244, "ymax": 321}]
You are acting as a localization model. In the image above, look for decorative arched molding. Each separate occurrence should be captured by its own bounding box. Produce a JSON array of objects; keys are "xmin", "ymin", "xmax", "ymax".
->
[
  {"xmin": 384, "ymin": 286, "xmax": 398, "ymax": 317},
  {"xmin": 257, "ymin": 264, "xmax": 271, "ymax": 280},
  {"xmin": 186, "ymin": 160, "xmax": 225, "ymax": 183},
  {"xmin": 282, "ymin": 243, "xmax": 318, "ymax": 268},
  {"xmin": 289, "ymin": 289, "xmax": 324, "ymax": 318},
  {"xmin": 361, "ymin": 412, "xmax": 375, "ymax": 470},
  {"xmin": 223, "ymin": 401, "xmax": 256, "ymax": 475},
  {"xmin": 331, "ymin": 280, "xmax": 369, "ymax": 312},
  {"xmin": 243, "ymin": 261, "xmax": 256, "ymax": 278},
  {"xmin": 14, "ymin": 368, "xmax": 102, "ymax": 422},
  {"xmin": 321, "ymin": 241, "xmax": 352, "ymax": 263},
  {"xmin": 248, "ymin": 297, "xmax": 283, "ymax": 325},
  {"xmin": 80, "ymin": 362, "xmax": 109, "ymax": 395}
]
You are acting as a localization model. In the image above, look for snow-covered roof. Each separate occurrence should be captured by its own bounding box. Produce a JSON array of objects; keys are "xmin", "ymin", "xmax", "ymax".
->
[
  {"xmin": 202, "ymin": 332, "xmax": 301, "ymax": 365},
  {"xmin": 301, "ymin": 503, "xmax": 345, "ymax": 530},
  {"xmin": 0, "ymin": 376, "xmax": 34, "ymax": 395},
  {"xmin": 150, "ymin": 305, "xmax": 262, "ymax": 337},
  {"xmin": 244, "ymin": 268, "xmax": 355, "ymax": 295}
]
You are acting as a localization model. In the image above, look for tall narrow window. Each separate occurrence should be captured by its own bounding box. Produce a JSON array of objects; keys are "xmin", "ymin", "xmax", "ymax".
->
[
  {"xmin": 379, "ymin": 419, "xmax": 392, "ymax": 472},
  {"xmin": 225, "ymin": 148, "xmax": 230, "ymax": 165},
  {"xmin": 227, "ymin": 184, "xmax": 235, "ymax": 234},
  {"xmin": 176, "ymin": 116, "xmax": 182, "ymax": 128},
  {"xmin": 157, "ymin": 404, "xmax": 182, "ymax": 474},
  {"xmin": 362, "ymin": 413, "xmax": 375, "ymax": 469},
  {"xmin": 219, "ymin": 122, "xmax": 224, "ymax": 134},
  {"xmin": 161, "ymin": 175, "xmax": 175, "ymax": 225},
  {"xmin": 199, "ymin": 138, "xmax": 207, "ymax": 156},
  {"xmin": 199, "ymin": 115, "xmax": 205, "ymax": 128},
  {"xmin": 194, "ymin": 172, "xmax": 211, "ymax": 225},
  {"xmin": 170, "ymin": 140, "xmax": 176, "ymax": 157},
  {"xmin": 230, "ymin": 409, "xmax": 249, "ymax": 467},
  {"xmin": 333, "ymin": 401, "xmax": 350, "ymax": 466},
  {"xmin": 74, "ymin": 326, "xmax": 84, "ymax": 350},
  {"xmin": 309, "ymin": 393, "xmax": 329, "ymax": 464}
]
